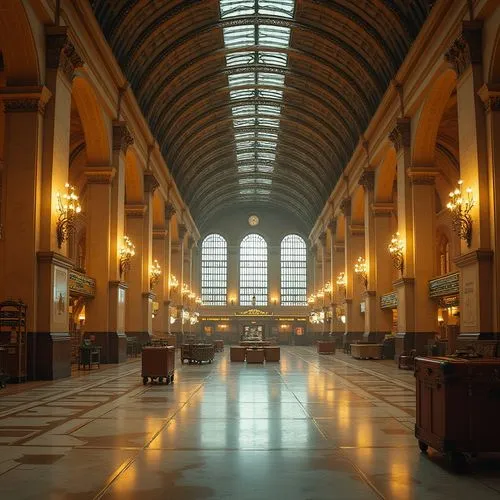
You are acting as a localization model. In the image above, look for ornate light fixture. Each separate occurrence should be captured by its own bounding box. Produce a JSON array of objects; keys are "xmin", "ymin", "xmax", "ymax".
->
[
  {"xmin": 182, "ymin": 283, "xmax": 191, "ymax": 296},
  {"xmin": 388, "ymin": 232, "xmax": 404, "ymax": 274},
  {"xmin": 309, "ymin": 310, "xmax": 325, "ymax": 324},
  {"xmin": 335, "ymin": 272, "xmax": 346, "ymax": 300},
  {"xmin": 169, "ymin": 274, "xmax": 179, "ymax": 291},
  {"xmin": 447, "ymin": 180, "xmax": 475, "ymax": 247},
  {"xmin": 354, "ymin": 257, "xmax": 368, "ymax": 289},
  {"xmin": 307, "ymin": 293, "xmax": 317, "ymax": 304},
  {"xmin": 149, "ymin": 259, "xmax": 161, "ymax": 290},
  {"xmin": 323, "ymin": 281, "xmax": 332, "ymax": 294},
  {"xmin": 56, "ymin": 183, "xmax": 81, "ymax": 248},
  {"xmin": 119, "ymin": 235, "xmax": 135, "ymax": 278},
  {"xmin": 316, "ymin": 289, "xmax": 325, "ymax": 299}
]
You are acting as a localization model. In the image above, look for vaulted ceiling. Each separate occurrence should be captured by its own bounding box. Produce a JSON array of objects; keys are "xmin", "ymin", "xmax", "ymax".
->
[{"xmin": 90, "ymin": 0, "xmax": 431, "ymax": 230}]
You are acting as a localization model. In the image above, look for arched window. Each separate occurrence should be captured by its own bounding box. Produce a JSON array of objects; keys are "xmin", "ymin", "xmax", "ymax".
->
[
  {"xmin": 201, "ymin": 234, "xmax": 228, "ymax": 306},
  {"xmin": 281, "ymin": 234, "xmax": 307, "ymax": 305},
  {"xmin": 240, "ymin": 233, "xmax": 268, "ymax": 306}
]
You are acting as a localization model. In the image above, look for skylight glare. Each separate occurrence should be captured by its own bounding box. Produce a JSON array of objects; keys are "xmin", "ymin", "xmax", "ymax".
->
[
  {"xmin": 258, "ymin": 25, "xmax": 291, "ymax": 48},
  {"xmin": 220, "ymin": 0, "xmax": 255, "ymax": 19},
  {"xmin": 223, "ymin": 26, "xmax": 255, "ymax": 48},
  {"xmin": 228, "ymin": 73, "xmax": 255, "ymax": 87}
]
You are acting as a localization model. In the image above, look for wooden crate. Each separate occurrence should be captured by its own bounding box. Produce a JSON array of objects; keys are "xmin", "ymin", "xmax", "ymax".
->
[
  {"xmin": 141, "ymin": 346, "xmax": 175, "ymax": 384},
  {"xmin": 415, "ymin": 356, "xmax": 500, "ymax": 469}
]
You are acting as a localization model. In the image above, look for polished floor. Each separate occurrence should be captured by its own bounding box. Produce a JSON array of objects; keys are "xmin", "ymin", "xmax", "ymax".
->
[{"xmin": 0, "ymin": 347, "xmax": 500, "ymax": 499}]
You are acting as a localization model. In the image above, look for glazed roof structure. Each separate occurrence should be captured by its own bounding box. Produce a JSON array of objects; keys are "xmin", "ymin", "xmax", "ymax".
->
[{"xmin": 90, "ymin": 0, "xmax": 431, "ymax": 229}]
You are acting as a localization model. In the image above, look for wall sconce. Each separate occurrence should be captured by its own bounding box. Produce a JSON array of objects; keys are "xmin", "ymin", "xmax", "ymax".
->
[
  {"xmin": 272, "ymin": 297, "xmax": 278, "ymax": 306},
  {"xmin": 169, "ymin": 315, "xmax": 177, "ymax": 324},
  {"xmin": 169, "ymin": 274, "xmax": 179, "ymax": 291},
  {"xmin": 56, "ymin": 183, "xmax": 81, "ymax": 248},
  {"xmin": 228, "ymin": 296, "xmax": 236, "ymax": 306},
  {"xmin": 323, "ymin": 282, "xmax": 332, "ymax": 294},
  {"xmin": 307, "ymin": 293, "xmax": 317, "ymax": 304},
  {"xmin": 316, "ymin": 289, "xmax": 325, "ymax": 299},
  {"xmin": 354, "ymin": 257, "xmax": 368, "ymax": 289},
  {"xmin": 388, "ymin": 232, "xmax": 404, "ymax": 275},
  {"xmin": 182, "ymin": 283, "xmax": 191, "ymax": 296},
  {"xmin": 195, "ymin": 296, "xmax": 202, "ymax": 305},
  {"xmin": 119, "ymin": 235, "xmax": 135, "ymax": 278},
  {"xmin": 447, "ymin": 179, "xmax": 475, "ymax": 247},
  {"xmin": 149, "ymin": 259, "xmax": 161, "ymax": 290},
  {"xmin": 336, "ymin": 272, "xmax": 346, "ymax": 298}
]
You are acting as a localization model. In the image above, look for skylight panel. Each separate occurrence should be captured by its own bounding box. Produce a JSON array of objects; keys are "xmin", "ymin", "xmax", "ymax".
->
[
  {"xmin": 240, "ymin": 188, "xmax": 255, "ymax": 195},
  {"xmin": 257, "ymin": 131, "xmax": 278, "ymax": 140},
  {"xmin": 237, "ymin": 152, "xmax": 256, "ymax": 161},
  {"xmin": 258, "ymin": 72, "xmax": 285, "ymax": 86},
  {"xmin": 220, "ymin": 0, "xmax": 255, "ymax": 18},
  {"xmin": 256, "ymin": 178, "xmax": 272, "ymax": 184},
  {"xmin": 235, "ymin": 132, "xmax": 256, "ymax": 140},
  {"xmin": 230, "ymin": 89, "xmax": 256, "ymax": 100},
  {"xmin": 239, "ymin": 178, "xmax": 255, "ymax": 185},
  {"xmin": 258, "ymin": 51, "xmax": 288, "ymax": 67},
  {"xmin": 238, "ymin": 164, "xmax": 257, "ymax": 173},
  {"xmin": 258, "ymin": 151, "xmax": 276, "ymax": 161},
  {"xmin": 232, "ymin": 105, "xmax": 256, "ymax": 116},
  {"xmin": 234, "ymin": 117, "xmax": 256, "ymax": 128},
  {"xmin": 226, "ymin": 52, "xmax": 256, "ymax": 67},
  {"xmin": 258, "ymin": 88, "xmax": 283, "ymax": 100},
  {"xmin": 258, "ymin": 25, "xmax": 291, "ymax": 48},
  {"xmin": 236, "ymin": 141, "xmax": 255, "ymax": 150},
  {"xmin": 256, "ymin": 188, "xmax": 271, "ymax": 195},
  {"xmin": 223, "ymin": 25, "xmax": 255, "ymax": 48},
  {"xmin": 256, "ymin": 140, "xmax": 276, "ymax": 149},
  {"xmin": 257, "ymin": 104, "xmax": 281, "ymax": 115},
  {"xmin": 228, "ymin": 73, "xmax": 256, "ymax": 87},
  {"xmin": 257, "ymin": 164, "xmax": 274, "ymax": 173},
  {"xmin": 258, "ymin": 0, "xmax": 295, "ymax": 18},
  {"xmin": 257, "ymin": 117, "xmax": 280, "ymax": 127}
]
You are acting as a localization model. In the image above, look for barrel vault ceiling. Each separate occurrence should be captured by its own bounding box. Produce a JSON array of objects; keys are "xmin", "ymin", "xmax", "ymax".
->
[{"xmin": 89, "ymin": 0, "xmax": 431, "ymax": 230}]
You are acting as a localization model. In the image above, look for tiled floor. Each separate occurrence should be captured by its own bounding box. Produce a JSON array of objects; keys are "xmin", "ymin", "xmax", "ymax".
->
[{"xmin": 1, "ymin": 347, "xmax": 500, "ymax": 499}]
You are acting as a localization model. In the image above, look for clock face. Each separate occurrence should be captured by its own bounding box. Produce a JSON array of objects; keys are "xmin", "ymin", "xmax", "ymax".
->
[{"xmin": 248, "ymin": 215, "xmax": 259, "ymax": 226}]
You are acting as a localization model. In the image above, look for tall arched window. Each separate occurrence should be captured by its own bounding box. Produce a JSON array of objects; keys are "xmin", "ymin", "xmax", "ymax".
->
[
  {"xmin": 281, "ymin": 234, "xmax": 307, "ymax": 305},
  {"xmin": 201, "ymin": 234, "xmax": 228, "ymax": 305},
  {"xmin": 240, "ymin": 233, "xmax": 268, "ymax": 306}
]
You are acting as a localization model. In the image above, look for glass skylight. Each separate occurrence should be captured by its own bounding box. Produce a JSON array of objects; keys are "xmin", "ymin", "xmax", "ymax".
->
[
  {"xmin": 258, "ymin": 25, "xmax": 291, "ymax": 48},
  {"xmin": 258, "ymin": 73, "xmax": 285, "ymax": 86},
  {"xmin": 258, "ymin": 51, "xmax": 288, "ymax": 66},
  {"xmin": 221, "ymin": 0, "xmax": 295, "ymax": 200},
  {"xmin": 228, "ymin": 73, "xmax": 255, "ymax": 87},
  {"xmin": 221, "ymin": 0, "xmax": 295, "ymax": 19},
  {"xmin": 223, "ymin": 25, "xmax": 255, "ymax": 48}
]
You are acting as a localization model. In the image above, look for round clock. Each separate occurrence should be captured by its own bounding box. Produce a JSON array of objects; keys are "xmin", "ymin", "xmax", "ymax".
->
[{"xmin": 248, "ymin": 215, "xmax": 259, "ymax": 227}]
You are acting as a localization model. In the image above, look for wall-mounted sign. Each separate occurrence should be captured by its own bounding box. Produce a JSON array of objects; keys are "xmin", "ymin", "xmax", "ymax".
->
[{"xmin": 69, "ymin": 270, "xmax": 96, "ymax": 298}]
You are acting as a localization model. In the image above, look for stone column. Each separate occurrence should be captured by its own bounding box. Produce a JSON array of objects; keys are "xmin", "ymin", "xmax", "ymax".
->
[
  {"xmin": 328, "ymin": 219, "xmax": 344, "ymax": 338},
  {"xmin": 446, "ymin": 22, "xmax": 494, "ymax": 339},
  {"xmin": 164, "ymin": 202, "xmax": 175, "ymax": 333},
  {"xmin": 268, "ymin": 244, "xmax": 280, "ymax": 306},
  {"xmin": 359, "ymin": 171, "xmax": 393, "ymax": 342},
  {"xmin": 478, "ymin": 84, "xmax": 500, "ymax": 331},
  {"xmin": 341, "ymin": 199, "xmax": 365, "ymax": 344},
  {"xmin": 389, "ymin": 120, "xmax": 436, "ymax": 359},
  {"xmin": 152, "ymin": 229, "xmax": 167, "ymax": 335},
  {"xmin": 0, "ymin": 86, "xmax": 52, "ymax": 379},
  {"xmin": 84, "ymin": 122, "xmax": 131, "ymax": 363},
  {"xmin": 125, "ymin": 171, "xmax": 158, "ymax": 345}
]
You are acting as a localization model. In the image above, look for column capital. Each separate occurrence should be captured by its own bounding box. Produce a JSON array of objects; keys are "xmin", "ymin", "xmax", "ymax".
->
[
  {"xmin": 388, "ymin": 117, "xmax": 411, "ymax": 151},
  {"xmin": 358, "ymin": 169, "xmax": 375, "ymax": 191},
  {"xmin": 444, "ymin": 21, "xmax": 483, "ymax": 77},
  {"xmin": 327, "ymin": 218, "xmax": 337, "ymax": 235},
  {"xmin": 144, "ymin": 171, "xmax": 159, "ymax": 193},
  {"xmin": 84, "ymin": 166, "xmax": 116, "ymax": 184},
  {"xmin": 478, "ymin": 83, "xmax": 500, "ymax": 113},
  {"xmin": 349, "ymin": 224, "xmax": 365, "ymax": 236},
  {"xmin": 112, "ymin": 120, "xmax": 134, "ymax": 154},
  {"xmin": 125, "ymin": 204, "xmax": 147, "ymax": 217},
  {"xmin": 153, "ymin": 229, "xmax": 167, "ymax": 240},
  {"xmin": 318, "ymin": 231, "xmax": 327, "ymax": 248},
  {"xmin": 407, "ymin": 167, "xmax": 439, "ymax": 185},
  {"xmin": 340, "ymin": 198, "xmax": 351, "ymax": 217},
  {"xmin": 0, "ymin": 86, "xmax": 52, "ymax": 115},
  {"xmin": 45, "ymin": 26, "xmax": 84, "ymax": 82},
  {"xmin": 165, "ymin": 202, "xmax": 176, "ymax": 222},
  {"xmin": 371, "ymin": 202, "xmax": 394, "ymax": 217},
  {"xmin": 178, "ymin": 223, "xmax": 188, "ymax": 242}
]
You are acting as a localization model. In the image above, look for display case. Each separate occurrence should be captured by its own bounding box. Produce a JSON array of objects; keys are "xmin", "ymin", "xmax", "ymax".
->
[{"xmin": 0, "ymin": 300, "xmax": 27, "ymax": 383}]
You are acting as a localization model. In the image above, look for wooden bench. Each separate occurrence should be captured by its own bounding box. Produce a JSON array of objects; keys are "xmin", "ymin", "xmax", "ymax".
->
[
  {"xmin": 246, "ymin": 348, "xmax": 265, "ymax": 363},
  {"xmin": 264, "ymin": 346, "xmax": 280, "ymax": 362},
  {"xmin": 230, "ymin": 346, "xmax": 246, "ymax": 362}
]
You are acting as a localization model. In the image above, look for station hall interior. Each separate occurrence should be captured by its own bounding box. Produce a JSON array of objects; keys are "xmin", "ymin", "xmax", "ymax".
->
[{"xmin": 2, "ymin": 0, "xmax": 500, "ymax": 498}]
